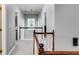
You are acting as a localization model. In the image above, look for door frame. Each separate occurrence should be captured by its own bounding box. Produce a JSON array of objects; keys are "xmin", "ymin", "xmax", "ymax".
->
[{"xmin": 2, "ymin": 4, "xmax": 7, "ymax": 55}]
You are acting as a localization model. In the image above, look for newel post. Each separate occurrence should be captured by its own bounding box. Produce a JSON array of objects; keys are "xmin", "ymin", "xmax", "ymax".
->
[{"xmin": 38, "ymin": 43, "xmax": 45, "ymax": 55}]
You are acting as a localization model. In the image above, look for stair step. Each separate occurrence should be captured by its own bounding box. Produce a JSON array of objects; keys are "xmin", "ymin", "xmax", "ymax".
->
[{"xmin": 43, "ymin": 51, "xmax": 79, "ymax": 55}]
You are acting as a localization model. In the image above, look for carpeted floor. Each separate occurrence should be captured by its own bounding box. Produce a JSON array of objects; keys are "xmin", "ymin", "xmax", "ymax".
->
[{"xmin": 11, "ymin": 40, "xmax": 33, "ymax": 55}]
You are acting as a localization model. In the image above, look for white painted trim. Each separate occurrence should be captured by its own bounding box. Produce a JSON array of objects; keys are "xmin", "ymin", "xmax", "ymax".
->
[
  {"xmin": 8, "ymin": 45, "xmax": 16, "ymax": 55},
  {"xmin": 2, "ymin": 4, "xmax": 7, "ymax": 55}
]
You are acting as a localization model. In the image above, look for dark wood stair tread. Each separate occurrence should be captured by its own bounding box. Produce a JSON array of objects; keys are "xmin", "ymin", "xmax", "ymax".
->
[{"xmin": 44, "ymin": 51, "xmax": 79, "ymax": 55}]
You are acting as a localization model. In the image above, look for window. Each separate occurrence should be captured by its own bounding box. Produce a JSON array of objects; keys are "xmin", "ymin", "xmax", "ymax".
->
[{"xmin": 27, "ymin": 18, "xmax": 35, "ymax": 27}]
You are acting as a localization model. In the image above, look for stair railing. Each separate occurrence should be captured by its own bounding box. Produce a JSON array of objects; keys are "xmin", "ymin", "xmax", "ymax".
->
[{"xmin": 33, "ymin": 30, "xmax": 54, "ymax": 55}]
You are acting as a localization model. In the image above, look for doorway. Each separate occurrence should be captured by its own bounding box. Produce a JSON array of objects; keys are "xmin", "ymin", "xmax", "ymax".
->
[{"xmin": 15, "ymin": 12, "xmax": 18, "ymax": 40}]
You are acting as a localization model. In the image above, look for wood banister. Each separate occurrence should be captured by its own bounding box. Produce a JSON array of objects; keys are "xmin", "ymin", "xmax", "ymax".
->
[{"xmin": 33, "ymin": 30, "xmax": 39, "ymax": 47}]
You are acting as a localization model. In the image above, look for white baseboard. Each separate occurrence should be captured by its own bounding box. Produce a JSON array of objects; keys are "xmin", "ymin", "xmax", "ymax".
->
[{"xmin": 8, "ymin": 45, "xmax": 16, "ymax": 55}]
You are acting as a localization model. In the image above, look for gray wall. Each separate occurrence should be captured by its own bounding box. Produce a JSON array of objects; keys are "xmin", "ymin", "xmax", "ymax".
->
[
  {"xmin": 17, "ymin": 9, "xmax": 25, "ymax": 40},
  {"xmin": 6, "ymin": 4, "xmax": 16, "ymax": 54},
  {"xmin": 38, "ymin": 4, "xmax": 54, "ymax": 51},
  {"xmin": 55, "ymin": 4, "xmax": 79, "ymax": 51}
]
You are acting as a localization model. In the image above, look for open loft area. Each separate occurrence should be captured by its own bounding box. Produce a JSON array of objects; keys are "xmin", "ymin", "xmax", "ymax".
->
[{"xmin": 1, "ymin": 4, "xmax": 79, "ymax": 55}]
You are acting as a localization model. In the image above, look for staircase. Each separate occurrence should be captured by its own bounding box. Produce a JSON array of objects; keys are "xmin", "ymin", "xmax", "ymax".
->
[
  {"xmin": 33, "ymin": 30, "xmax": 79, "ymax": 55},
  {"xmin": 43, "ymin": 51, "xmax": 79, "ymax": 55}
]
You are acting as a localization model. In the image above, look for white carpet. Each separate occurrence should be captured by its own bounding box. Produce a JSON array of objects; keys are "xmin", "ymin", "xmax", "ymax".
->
[{"xmin": 11, "ymin": 40, "xmax": 33, "ymax": 55}]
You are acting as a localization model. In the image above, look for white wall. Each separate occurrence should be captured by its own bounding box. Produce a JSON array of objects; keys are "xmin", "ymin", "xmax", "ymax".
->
[
  {"xmin": 38, "ymin": 4, "xmax": 54, "ymax": 51},
  {"xmin": 5, "ymin": 4, "xmax": 16, "ymax": 54},
  {"xmin": 55, "ymin": 4, "xmax": 79, "ymax": 51}
]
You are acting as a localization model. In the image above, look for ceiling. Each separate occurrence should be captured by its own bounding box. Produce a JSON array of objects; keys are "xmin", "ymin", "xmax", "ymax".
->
[{"xmin": 16, "ymin": 4, "xmax": 44, "ymax": 14}]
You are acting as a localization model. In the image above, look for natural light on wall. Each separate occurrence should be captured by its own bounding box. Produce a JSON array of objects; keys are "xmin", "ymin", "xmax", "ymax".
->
[{"xmin": 27, "ymin": 18, "xmax": 35, "ymax": 27}]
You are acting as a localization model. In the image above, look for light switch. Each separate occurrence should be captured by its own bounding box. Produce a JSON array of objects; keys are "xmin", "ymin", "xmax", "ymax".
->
[{"xmin": 73, "ymin": 37, "xmax": 78, "ymax": 46}]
